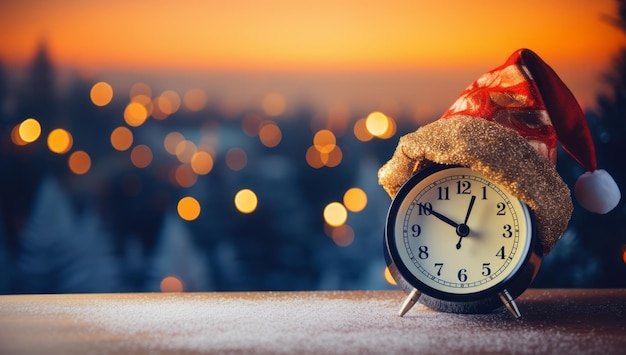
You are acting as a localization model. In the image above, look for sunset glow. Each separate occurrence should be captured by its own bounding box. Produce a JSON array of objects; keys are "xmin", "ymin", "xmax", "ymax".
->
[{"xmin": 0, "ymin": 0, "xmax": 622, "ymax": 112}]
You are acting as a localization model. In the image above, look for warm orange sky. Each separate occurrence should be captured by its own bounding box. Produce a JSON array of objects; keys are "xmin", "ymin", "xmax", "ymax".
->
[{"xmin": 1, "ymin": 0, "xmax": 624, "ymax": 117}]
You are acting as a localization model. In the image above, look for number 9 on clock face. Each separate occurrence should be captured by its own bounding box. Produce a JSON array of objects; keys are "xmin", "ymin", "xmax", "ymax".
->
[{"xmin": 384, "ymin": 164, "xmax": 542, "ymax": 314}]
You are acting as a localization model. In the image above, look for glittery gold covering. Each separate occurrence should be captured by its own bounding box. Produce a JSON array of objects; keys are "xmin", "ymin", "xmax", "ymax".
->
[{"xmin": 378, "ymin": 115, "xmax": 573, "ymax": 254}]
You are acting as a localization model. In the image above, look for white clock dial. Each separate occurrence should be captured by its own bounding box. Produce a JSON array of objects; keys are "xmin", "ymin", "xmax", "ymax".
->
[{"xmin": 391, "ymin": 166, "xmax": 532, "ymax": 295}]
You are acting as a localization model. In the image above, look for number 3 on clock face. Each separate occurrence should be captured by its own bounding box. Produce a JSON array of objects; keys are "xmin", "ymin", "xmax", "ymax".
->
[{"xmin": 384, "ymin": 164, "xmax": 542, "ymax": 315}]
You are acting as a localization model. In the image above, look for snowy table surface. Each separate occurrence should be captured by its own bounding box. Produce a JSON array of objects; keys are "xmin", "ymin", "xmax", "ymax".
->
[{"xmin": 0, "ymin": 289, "xmax": 624, "ymax": 354}]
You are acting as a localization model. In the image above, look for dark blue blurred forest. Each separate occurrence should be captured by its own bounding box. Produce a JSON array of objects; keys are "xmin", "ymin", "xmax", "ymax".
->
[{"xmin": 1, "ymin": 7, "xmax": 626, "ymax": 294}]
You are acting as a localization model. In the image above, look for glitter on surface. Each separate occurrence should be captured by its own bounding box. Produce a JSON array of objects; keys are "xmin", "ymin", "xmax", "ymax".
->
[{"xmin": 0, "ymin": 290, "xmax": 624, "ymax": 354}]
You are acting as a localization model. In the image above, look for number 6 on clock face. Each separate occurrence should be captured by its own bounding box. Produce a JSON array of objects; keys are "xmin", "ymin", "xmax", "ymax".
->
[{"xmin": 384, "ymin": 164, "xmax": 542, "ymax": 315}]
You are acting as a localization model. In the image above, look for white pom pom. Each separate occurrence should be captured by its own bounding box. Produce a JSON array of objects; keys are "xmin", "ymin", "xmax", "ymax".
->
[{"xmin": 574, "ymin": 169, "xmax": 621, "ymax": 214}]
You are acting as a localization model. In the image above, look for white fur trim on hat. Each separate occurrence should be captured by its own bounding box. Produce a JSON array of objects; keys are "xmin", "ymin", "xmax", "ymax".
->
[{"xmin": 574, "ymin": 169, "xmax": 621, "ymax": 214}]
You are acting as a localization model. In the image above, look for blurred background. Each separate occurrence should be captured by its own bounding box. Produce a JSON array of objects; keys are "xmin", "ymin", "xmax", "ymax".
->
[{"xmin": 0, "ymin": 0, "xmax": 625, "ymax": 294}]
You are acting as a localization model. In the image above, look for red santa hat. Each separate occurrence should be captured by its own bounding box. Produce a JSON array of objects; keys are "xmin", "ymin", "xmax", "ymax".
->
[{"xmin": 379, "ymin": 48, "xmax": 620, "ymax": 253}]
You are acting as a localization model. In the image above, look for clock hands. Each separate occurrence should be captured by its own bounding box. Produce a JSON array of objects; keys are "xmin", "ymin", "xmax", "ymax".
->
[
  {"xmin": 456, "ymin": 195, "xmax": 476, "ymax": 250},
  {"xmin": 417, "ymin": 195, "xmax": 476, "ymax": 250}
]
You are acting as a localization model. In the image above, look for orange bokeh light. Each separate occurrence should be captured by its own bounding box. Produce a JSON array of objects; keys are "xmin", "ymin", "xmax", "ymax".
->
[
  {"xmin": 160, "ymin": 275, "xmax": 184, "ymax": 292},
  {"xmin": 177, "ymin": 196, "xmax": 201, "ymax": 221},
  {"xmin": 130, "ymin": 144, "xmax": 152, "ymax": 168},
  {"xmin": 110, "ymin": 126, "xmax": 133, "ymax": 151},
  {"xmin": 68, "ymin": 150, "xmax": 91, "ymax": 175},
  {"xmin": 90, "ymin": 81, "xmax": 113, "ymax": 106},
  {"xmin": 47, "ymin": 128, "xmax": 73, "ymax": 154}
]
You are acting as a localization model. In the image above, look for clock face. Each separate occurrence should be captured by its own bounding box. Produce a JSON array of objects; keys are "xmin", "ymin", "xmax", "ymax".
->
[{"xmin": 386, "ymin": 165, "xmax": 533, "ymax": 298}]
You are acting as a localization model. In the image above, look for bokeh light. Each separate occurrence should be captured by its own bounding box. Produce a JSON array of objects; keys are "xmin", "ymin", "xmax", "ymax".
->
[
  {"xmin": 262, "ymin": 92, "xmax": 286, "ymax": 117},
  {"xmin": 313, "ymin": 129, "xmax": 336, "ymax": 153},
  {"xmin": 323, "ymin": 202, "xmax": 347, "ymax": 227},
  {"xmin": 234, "ymin": 189, "xmax": 258, "ymax": 214},
  {"xmin": 330, "ymin": 224, "xmax": 355, "ymax": 247},
  {"xmin": 242, "ymin": 113, "xmax": 263, "ymax": 136},
  {"xmin": 164, "ymin": 131, "xmax": 185, "ymax": 155},
  {"xmin": 183, "ymin": 88, "xmax": 207, "ymax": 111},
  {"xmin": 225, "ymin": 148, "xmax": 247, "ymax": 171},
  {"xmin": 110, "ymin": 126, "xmax": 133, "ymax": 151},
  {"xmin": 305, "ymin": 146, "xmax": 324, "ymax": 169},
  {"xmin": 11, "ymin": 125, "xmax": 28, "ymax": 146},
  {"xmin": 174, "ymin": 164, "xmax": 198, "ymax": 188},
  {"xmin": 177, "ymin": 196, "xmax": 201, "ymax": 221},
  {"xmin": 124, "ymin": 102, "xmax": 149, "ymax": 127},
  {"xmin": 18, "ymin": 118, "xmax": 41, "ymax": 143},
  {"xmin": 47, "ymin": 128, "xmax": 73, "ymax": 154},
  {"xmin": 130, "ymin": 144, "xmax": 153, "ymax": 168},
  {"xmin": 160, "ymin": 275, "xmax": 185, "ymax": 292},
  {"xmin": 190, "ymin": 151, "xmax": 214, "ymax": 175},
  {"xmin": 175, "ymin": 140, "xmax": 197, "ymax": 164},
  {"xmin": 129, "ymin": 82, "xmax": 152, "ymax": 99},
  {"xmin": 259, "ymin": 121, "xmax": 282, "ymax": 147},
  {"xmin": 353, "ymin": 118, "xmax": 374, "ymax": 142},
  {"xmin": 157, "ymin": 90, "xmax": 181, "ymax": 115},
  {"xmin": 90, "ymin": 81, "xmax": 113, "ymax": 106},
  {"xmin": 322, "ymin": 146, "xmax": 342, "ymax": 167},
  {"xmin": 68, "ymin": 150, "xmax": 91, "ymax": 175},
  {"xmin": 384, "ymin": 267, "xmax": 397, "ymax": 286},
  {"xmin": 343, "ymin": 187, "xmax": 367, "ymax": 212},
  {"xmin": 365, "ymin": 111, "xmax": 389, "ymax": 136}
]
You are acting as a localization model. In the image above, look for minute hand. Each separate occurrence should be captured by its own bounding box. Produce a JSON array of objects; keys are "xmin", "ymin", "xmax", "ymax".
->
[{"xmin": 419, "ymin": 204, "xmax": 459, "ymax": 228}]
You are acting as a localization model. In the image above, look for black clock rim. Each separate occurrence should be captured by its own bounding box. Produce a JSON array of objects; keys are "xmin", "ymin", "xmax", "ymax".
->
[{"xmin": 384, "ymin": 163, "xmax": 540, "ymax": 304}]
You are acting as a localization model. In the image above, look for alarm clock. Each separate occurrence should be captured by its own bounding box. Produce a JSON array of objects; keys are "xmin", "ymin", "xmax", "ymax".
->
[{"xmin": 384, "ymin": 163, "xmax": 543, "ymax": 318}]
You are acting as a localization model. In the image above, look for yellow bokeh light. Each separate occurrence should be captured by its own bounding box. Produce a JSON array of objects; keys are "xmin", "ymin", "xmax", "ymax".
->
[
  {"xmin": 90, "ymin": 81, "xmax": 113, "ymax": 107},
  {"xmin": 384, "ymin": 267, "xmax": 397, "ymax": 286},
  {"xmin": 262, "ymin": 92, "xmax": 286, "ymax": 117},
  {"xmin": 174, "ymin": 164, "xmax": 198, "ymax": 188},
  {"xmin": 313, "ymin": 129, "xmax": 336, "ymax": 154},
  {"xmin": 183, "ymin": 88, "xmax": 207, "ymax": 111},
  {"xmin": 110, "ymin": 126, "xmax": 133, "ymax": 151},
  {"xmin": 259, "ymin": 122, "xmax": 282, "ymax": 147},
  {"xmin": 379, "ymin": 115, "xmax": 397, "ymax": 139},
  {"xmin": 177, "ymin": 196, "xmax": 201, "ymax": 221},
  {"xmin": 47, "ymin": 128, "xmax": 73, "ymax": 154},
  {"xmin": 190, "ymin": 151, "xmax": 214, "ymax": 175},
  {"xmin": 343, "ymin": 187, "xmax": 367, "ymax": 212},
  {"xmin": 323, "ymin": 202, "xmax": 347, "ymax": 227},
  {"xmin": 68, "ymin": 150, "xmax": 91, "ymax": 175},
  {"xmin": 234, "ymin": 189, "xmax": 258, "ymax": 214},
  {"xmin": 18, "ymin": 118, "xmax": 41, "ymax": 143},
  {"xmin": 160, "ymin": 275, "xmax": 184, "ymax": 292},
  {"xmin": 365, "ymin": 111, "xmax": 389, "ymax": 137},
  {"xmin": 130, "ymin": 144, "xmax": 152, "ymax": 168},
  {"xmin": 353, "ymin": 118, "xmax": 374, "ymax": 142},
  {"xmin": 226, "ymin": 148, "xmax": 247, "ymax": 171},
  {"xmin": 124, "ymin": 102, "xmax": 149, "ymax": 127},
  {"xmin": 164, "ymin": 131, "xmax": 185, "ymax": 155}
]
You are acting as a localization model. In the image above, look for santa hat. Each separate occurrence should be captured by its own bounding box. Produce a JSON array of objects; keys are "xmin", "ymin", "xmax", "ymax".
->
[{"xmin": 378, "ymin": 48, "xmax": 620, "ymax": 253}]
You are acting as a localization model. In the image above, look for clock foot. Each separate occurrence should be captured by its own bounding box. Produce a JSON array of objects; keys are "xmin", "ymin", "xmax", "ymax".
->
[
  {"xmin": 499, "ymin": 289, "xmax": 521, "ymax": 319},
  {"xmin": 398, "ymin": 288, "xmax": 421, "ymax": 317}
]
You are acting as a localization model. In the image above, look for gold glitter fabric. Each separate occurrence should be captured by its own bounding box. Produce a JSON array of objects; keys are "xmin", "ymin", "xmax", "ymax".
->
[{"xmin": 378, "ymin": 115, "xmax": 573, "ymax": 254}]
